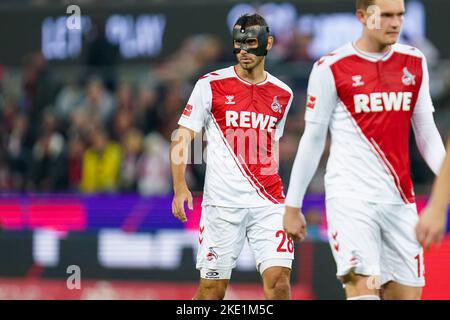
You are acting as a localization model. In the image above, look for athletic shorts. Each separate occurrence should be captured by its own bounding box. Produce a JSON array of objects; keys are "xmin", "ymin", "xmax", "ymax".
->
[
  {"xmin": 326, "ymin": 198, "xmax": 425, "ymax": 287},
  {"xmin": 197, "ymin": 205, "xmax": 294, "ymax": 280}
]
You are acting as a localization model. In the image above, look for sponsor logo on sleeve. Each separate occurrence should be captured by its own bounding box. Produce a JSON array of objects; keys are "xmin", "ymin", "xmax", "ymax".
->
[{"xmin": 182, "ymin": 104, "xmax": 193, "ymax": 117}]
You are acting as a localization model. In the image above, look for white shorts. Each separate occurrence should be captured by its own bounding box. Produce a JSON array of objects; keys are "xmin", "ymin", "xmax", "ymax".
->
[
  {"xmin": 326, "ymin": 198, "xmax": 425, "ymax": 288},
  {"xmin": 197, "ymin": 205, "xmax": 294, "ymax": 280}
]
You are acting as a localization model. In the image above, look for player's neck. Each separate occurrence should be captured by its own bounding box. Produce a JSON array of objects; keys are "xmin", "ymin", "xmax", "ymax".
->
[
  {"xmin": 235, "ymin": 63, "xmax": 266, "ymax": 84},
  {"xmin": 355, "ymin": 36, "xmax": 391, "ymax": 54}
]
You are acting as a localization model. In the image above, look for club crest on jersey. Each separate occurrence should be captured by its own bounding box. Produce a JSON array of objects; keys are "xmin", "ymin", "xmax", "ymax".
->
[
  {"xmin": 225, "ymin": 95, "xmax": 235, "ymax": 105},
  {"xmin": 402, "ymin": 67, "xmax": 416, "ymax": 86},
  {"xmin": 271, "ymin": 96, "xmax": 282, "ymax": 113},
  {"xmin": 352, "ymin": 75, "xmax": 365, "ymax": 87},
  {"xmin": 306, "ymin": 95, "xmax": 316, "ymax": 109}
]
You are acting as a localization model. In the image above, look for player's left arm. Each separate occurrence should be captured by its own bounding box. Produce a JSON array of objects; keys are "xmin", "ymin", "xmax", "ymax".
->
[
  {"xmin": 411, "ymin": 54, "xmax": 446, "ymax": 175},
  {"xmin": 416, "ymin": 136, "xmax": 450, "ymax": 250},
  {"xmin": 413, "ymin": 53, "xmax": 448, "ymax": 249},
  {"xmin": 411, "ymin": 111, "xmax": 446, "ymax": 175}
]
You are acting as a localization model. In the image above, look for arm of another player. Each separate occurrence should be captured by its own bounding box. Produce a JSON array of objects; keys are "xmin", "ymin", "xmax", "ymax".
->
[
  {"xmin": 412, "ymin": 53, "xmax": 446, "ymax": 175},
  {"xmin": 412, "ymin": 53, "xmax": 448, "ymax": 249},
  {"xmin": 283, "ymin": 122, "xmax": 328, "ymax": 241},
  {"xmin": 170, "ymin": 126, "xmax": 196, "ymax": 222},
  {"xmin": 411, "ymin": 111, "xmax": 446, "ymax": 175},
  {"xmin": 283, "ymin": 59, "xmax": 336, "ymax": 241},
  {"xmin": 416, "ymin": 136, "xmax": 450, "ymax": 250}
]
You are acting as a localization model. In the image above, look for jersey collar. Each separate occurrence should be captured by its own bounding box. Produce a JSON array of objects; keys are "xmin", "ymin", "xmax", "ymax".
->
[
  {"xmin": 233, "ymin": 65, "xmax": 269, "ymax": 86},
  {"xmin": 351, "ymin": 42, "xmax": 395, "ymax": 63}
]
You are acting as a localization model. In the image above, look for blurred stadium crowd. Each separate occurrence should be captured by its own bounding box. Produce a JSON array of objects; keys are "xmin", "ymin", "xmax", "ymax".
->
[{"xmin": 0, "ymin": 19, "xmax": 449, "ymax": 196}]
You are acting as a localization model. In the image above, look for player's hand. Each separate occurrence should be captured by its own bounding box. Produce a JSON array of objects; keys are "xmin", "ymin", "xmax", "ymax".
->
[
  {"xmin": 172, "ymin": 185, "xmax": 193, "ymax": 223},
  {"xmin": 416, "ymin": 205, "xmax": 448, "ymax": 251},
  {"xmin": 283, "ymin": 206, "xmax": 307, "ymax": 242}
]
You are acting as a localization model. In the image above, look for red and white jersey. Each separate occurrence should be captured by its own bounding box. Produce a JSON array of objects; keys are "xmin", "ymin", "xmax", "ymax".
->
[
  {"xmin": 306, "ymin": 43, "xmax": 434, "ymax": 204},
  {"xmin": 178, "ymin": 66, "xmax": 293, "ymax": 207}
]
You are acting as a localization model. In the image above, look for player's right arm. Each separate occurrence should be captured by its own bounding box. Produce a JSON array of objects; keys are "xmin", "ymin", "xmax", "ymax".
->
[
  {"xmin": 170, "ymin": 126, "xmax": 196, "ymax": 222},
  {"xmin": 284, "ymin": 122, "xmax": 328, "ymax": 240},
  {"xmin": 283, "ymin": 59, "xmax": 336, "ymax": 241},
  {"xmin": 170, "ymin": 76, "xmax": 212, "ymax": 222}
]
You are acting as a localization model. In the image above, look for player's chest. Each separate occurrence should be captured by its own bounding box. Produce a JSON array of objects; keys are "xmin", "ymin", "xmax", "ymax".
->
[
  {"xmin": 332, "ymin": 58, "xmax": 423, "ymax": 115},
  {"xmin": 210, "ymin": 84, "xmax": 287, "ymax": 130}
]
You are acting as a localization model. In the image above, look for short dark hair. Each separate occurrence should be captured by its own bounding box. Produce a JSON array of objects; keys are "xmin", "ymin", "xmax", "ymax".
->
[
  {"xmin": 356, "ymin": 0, "xmax": 375, "ymax": 10},
  {"xmin": 234, "ymin": 13, "xmax": 268, "ymax": 29}
]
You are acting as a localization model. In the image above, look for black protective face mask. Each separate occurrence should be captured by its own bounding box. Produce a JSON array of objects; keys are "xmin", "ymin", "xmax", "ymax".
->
[{"xmin": 232, "ymin": 25, "xmax": 270, "ymax": 57}]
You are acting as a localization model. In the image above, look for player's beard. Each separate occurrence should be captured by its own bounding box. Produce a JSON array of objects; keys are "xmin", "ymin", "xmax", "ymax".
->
[{"xmin": 238, "ymin": 55, "xmax": 263, "ymax": 71}]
